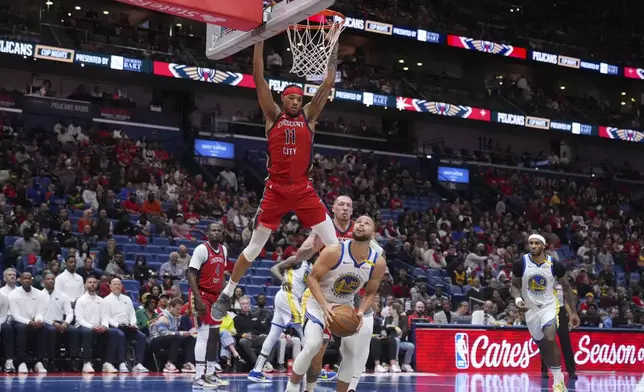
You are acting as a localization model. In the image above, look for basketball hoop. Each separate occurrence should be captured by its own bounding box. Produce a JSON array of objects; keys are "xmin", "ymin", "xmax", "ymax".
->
[{"xmin": 286, "ymin": 9, "xmax": 345, "ymax": 78}]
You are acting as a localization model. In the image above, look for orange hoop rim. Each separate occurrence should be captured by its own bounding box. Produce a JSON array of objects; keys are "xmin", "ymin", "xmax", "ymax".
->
[{"xmin": 289, "ymin": 9, "xmax": 345, "ymax": 31}]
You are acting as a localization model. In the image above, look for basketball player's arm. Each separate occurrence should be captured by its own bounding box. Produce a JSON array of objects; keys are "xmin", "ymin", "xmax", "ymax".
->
[
  {"xmin": 294, "ymin": 233, "xmax": 325, "ymax": 262},
  {"xmin": 187, "ymin": 245, "xmax": 207, "ymax": 314},
  {"xmin": 270, "ymin": 257, "xmax": 301, "ymax": 284},
  {"xmin": 510, "ymin": 260, "xmax": 526, "ymax": 309},
  {"xmin": 303, "ymin": 42, "xmax": 339, "ymax": 123},
  {"xmin": 357, "ymin": 257, "xmax": 387, "ymax": 316},
  {"xmin": 307, "ymin": 244, "xmax": 342, "ymax": 310},
  {"xmin": 253, "ymin": 41, "xmax": 280, "ymax": 125},
  {"xmin": 555, "ymin": 263, "xmax": 580, "ymax": 328}
]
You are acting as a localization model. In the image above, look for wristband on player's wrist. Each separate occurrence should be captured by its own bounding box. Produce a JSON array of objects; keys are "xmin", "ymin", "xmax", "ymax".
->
[{"xmin": 515, "ymin": 297, "xmax": 524, "ymax": 306}]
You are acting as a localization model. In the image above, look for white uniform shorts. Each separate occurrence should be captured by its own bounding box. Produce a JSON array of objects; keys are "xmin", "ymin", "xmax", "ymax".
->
[
  {"xmin": 525, "ymin": 305, "xmax": 559, "ymax": 342},
  {"xmin": 272, "ymin": 289, "xmax": 303, "ymax": 328}
]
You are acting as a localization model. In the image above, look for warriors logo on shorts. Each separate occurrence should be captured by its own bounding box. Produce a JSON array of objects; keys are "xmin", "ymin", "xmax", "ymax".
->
[
  {"xmin": 332, "ymin": 273, "xmax": 361, "ymax": 297},
  {"xmin": 527, "ymin": 274, "xmax": 548, "ymax": 295}
]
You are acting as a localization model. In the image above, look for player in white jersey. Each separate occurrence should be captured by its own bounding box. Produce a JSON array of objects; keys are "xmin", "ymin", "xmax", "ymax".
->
[
  {"xmin": 511, "ymin": 234, "xmax": 579, "ymax": 392},
  {"xmin": 285, "ymin": 215, "xmax": 387, "ymax": 392},
  {"xmin": 247, "ymin": 256, "xmax": 312, "ymax": 382}
]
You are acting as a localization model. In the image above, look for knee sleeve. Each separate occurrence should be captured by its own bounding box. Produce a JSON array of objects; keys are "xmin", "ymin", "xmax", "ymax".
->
[
  {"xmin": 206, "ymin": 327, "xmax": 220, "ymax": 361},
  {"xmin": 195, "ymin": 325, "xmax": 209, "ymax": 362},
  {"xmin": 311, "ymin": 215, "xmax": 339, "ymax": 247},
  {"xmin": 292, "ymin": 322, "xmax": 324, "ymax": 376},
  {"xmin": 242, "ymin": 225, "xmax": 272, "ymax": 262},
  {"xmin": 338, "ymin": 337, "xmax": 359, "ymax": 383}
]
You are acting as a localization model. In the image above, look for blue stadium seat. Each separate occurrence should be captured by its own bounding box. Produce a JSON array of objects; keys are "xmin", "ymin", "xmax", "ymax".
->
[
  {"xmin": 245, "ymin": 285, "xmax": 264, "ymax": 296},
  {"xmin": 113, "ymin": 235, "xmax": 131, "ymax": 243},
  {"xmin": 154, "ymin": 237, "xmax": 171, "ymax": 246},
  {"xmin": 122, "ymin": 279, "xmax": 139, "ymax": 292},
  {"xmin": 450, "ymin": 285, "xmax": 463, "ymax": 295},
  {"xmin": 254, "ymin": 268, "xmax": 271, "ymax": 277},
  {"xmin": 251, "ymin": 276, "xmax": 269, "ymax": 286},
  {"xmin": 266, "ymin": 286, "xmax": 279, "ymax": 297}
]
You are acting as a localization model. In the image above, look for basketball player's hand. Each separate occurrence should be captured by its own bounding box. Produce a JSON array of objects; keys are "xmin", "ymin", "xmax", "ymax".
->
[
  {"xmin": 354, "ymin": 312, "xmax": 364, "ymax": 334},
  {"xmin": 569, "ymin": 312, "xmax": 581, "ymax": 330},
  {"xmin": 281, "ymin": 281, "xmax": 292, "ymax": 292},
  {"xmin": 323, "ymin": 303, "xmax": 339, "ymax": 326},
  {"xmin": 194, "ymin": 298, "xmax": 206, "ymax": 315}
]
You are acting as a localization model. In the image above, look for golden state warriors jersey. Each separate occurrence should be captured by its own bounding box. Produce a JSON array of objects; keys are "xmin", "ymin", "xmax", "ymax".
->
[
  {"xmin": 521, "ymin": 254, "xmax": 557, "ymax": 310},
  {"xmin": 284, "ymin": 261, "xmax": 311, "ymax": 300},
  {"xmin": 319, "ymin": 241, "xmax": 378, "ymax": 305}
]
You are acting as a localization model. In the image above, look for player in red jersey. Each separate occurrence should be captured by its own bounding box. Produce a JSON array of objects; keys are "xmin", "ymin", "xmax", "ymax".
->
[
  {"xmin": 212, "ymin": 39, "xmax": 341, "ymax": 320},
  {"xmin": 187, "ymin": 223, "xmax": 230, "ymax": 389}
]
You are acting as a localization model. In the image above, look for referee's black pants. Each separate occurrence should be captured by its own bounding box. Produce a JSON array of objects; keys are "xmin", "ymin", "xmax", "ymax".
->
[{"xmin": 541, "ymin": 306, "xmax": 576, "ymax": 375}]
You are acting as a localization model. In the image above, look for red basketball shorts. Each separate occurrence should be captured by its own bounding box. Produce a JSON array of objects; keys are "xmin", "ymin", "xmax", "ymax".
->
[
  {"xmin": 189, "ymin": 290, "xmax": 222, "ymax": 327},
  {"xmin": 255, "ymin": 178, "xmax": 328, "ymax": 230}
]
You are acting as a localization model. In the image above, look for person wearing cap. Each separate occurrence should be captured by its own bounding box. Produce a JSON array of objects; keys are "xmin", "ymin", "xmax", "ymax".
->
[
  {"xmin": 135, "ymin": 294, "xmax": 159, "ymax": 334},
  {"xmin": 512, "ymin": 233, "xmax": 579, "ymax": 392}
]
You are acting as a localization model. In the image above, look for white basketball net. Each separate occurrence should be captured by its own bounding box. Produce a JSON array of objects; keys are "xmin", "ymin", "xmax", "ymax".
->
[{"xmin": 286, "ymin": 12, "xmax": 345, "ymax": 78}]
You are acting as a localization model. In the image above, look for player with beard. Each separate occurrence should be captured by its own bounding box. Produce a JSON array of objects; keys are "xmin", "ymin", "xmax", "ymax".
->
[
  {"xmin": 279, "ymin": 196, "xmax": 385, "ymax": 389},
  {"xmin": 285, "ymin": 215, "xmax": 387, "ymax": 392},
  {"xmin": 188, "ymin": 223, "xmax": 230, "ymax": 389},
  {"xmin": 511, "ymin": 234, "xmax": 579, "ymax": 392}
]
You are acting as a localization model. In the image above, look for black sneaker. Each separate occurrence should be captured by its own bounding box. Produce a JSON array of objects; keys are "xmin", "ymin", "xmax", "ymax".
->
[{"xmin": 211, "ymin": 293, "xmax": 232, "ymax": 321}]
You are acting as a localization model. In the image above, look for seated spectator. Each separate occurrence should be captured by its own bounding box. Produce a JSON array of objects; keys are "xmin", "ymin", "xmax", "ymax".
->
[
  {"xmin": 133, "ymin": 255, "xmax": 153, "ymax": 285},
  {"xmin": 471, "ymin": 301, "xmax": 498, "ymax": 326},
  {"xmin": 77, "ymin": 257, "xmax": 98, "ymax": 281},
  {"xmin": 177, "ymin": 245, "xmax": 191, "ymax": 270},
  {"xmin": 161, "ymin": 252, "xmax": 186, "ymax": 280},
  {"xmin": 105, "ymin": 252, "xmax": 131, "ymax": 279},
  {"xmin": 408, "ymin": 301, "xmax": 433, "ymax": 326},
  {"xmin": 410, "ymin": 283, "xmax": 430, "ymax": 305},
  {"xmin": 75, "ymin": 275, "xmax": 111, "ymax": 373},
  {"xmin": 171, "ymin": 214, "xmax": 194, "ymax": 240},
  {"xmin": 0, "ymin": 268, "xmax": 18, "ymax": 296},
  {"xmin": 42, "ymin": 272, "xmax": 79, "ymax": 372},
  {"xmin": 8, "ymin": 272, "xmax": 47, "ymax": 373},
  {"xmin": 433, "ymin": 299, "xmax": 457, "ymax": 324},
  {"xmin": 383, "ymin": 302, "xmax": 414, "ymax": 372},
  {"xmin": 13, "ymin": 228, "xmax": 41, "ymax": 270},
  {"xmin": 219, "ymin": 311, "xmax": 245, "ymax": 371},
  {"xmin": 233, "ymin": 296, "xmax": 275, "ymax": 370},
  {"xmin": 54, "ymin": 255, "xmax": 85, "ymax": 301},
  {"xmin": 135, "ymin": 294, "xmax": 159, "ymax": 335},
  {"xmin": 149, "ymin": 297, "xmax": 196, "ymax": 373},
  {"xmin": 277, "ymin": 330, "xmax": 301, "ymax": 372},
  {"xmin": 103, "ymin": 277, "xmax": 149, "ymax": 372}
]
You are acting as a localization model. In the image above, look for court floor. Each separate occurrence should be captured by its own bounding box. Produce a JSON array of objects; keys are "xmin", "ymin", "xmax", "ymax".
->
[{"xmin": 0, "ymin": 372, "xmax": 643, "ymax": 392}]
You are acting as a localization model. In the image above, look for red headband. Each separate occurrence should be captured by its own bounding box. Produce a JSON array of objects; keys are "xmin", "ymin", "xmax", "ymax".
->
[{"xmin": 281, "ymin": 86, "xmax": 304, "ymax": 98}]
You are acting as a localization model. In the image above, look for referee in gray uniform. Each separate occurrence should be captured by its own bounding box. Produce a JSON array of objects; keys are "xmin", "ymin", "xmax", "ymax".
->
[{"xmin": 541, "ymin": 282, "xmax": 577, "ymax": 379}]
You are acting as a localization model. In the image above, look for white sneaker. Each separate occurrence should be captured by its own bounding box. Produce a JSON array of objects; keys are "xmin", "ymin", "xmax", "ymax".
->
[
  {"xmin": 17, "ymin": 363, "xmax": 28, "ymax": 373},
  {"xmin": 401, "ymin": 364, "xmax": 414, "ymax": 372},
  {"xmin": 102, "ymin": 363, "xmax": 118, "ymax": 373},
  {"xmin": 4, "ymin": 359, "xmax": 15, "ymax": 372},
  {"xmin": 34, "ymin": 362, "xmax": 47, "ymax": 374},
  {"xmin": 391, "ymin": 364, "xmax": 402, "ymax": 373},
  {"xmin": 82, "ymin": 362, "xmax": 95, "ymax": 373},
  {"xmin": 263, "ymin": 362, "xmax": 274, "ymax": 373},
  {"xmin": 193, "ymin": 375, "xmax": 219, "ymax": 389},
  {"xmin": 133, "ymin": 363, "xmax": 149, "ymax": 372},
  {"xmin": 119, "ymin": 363, "xmax": 129, "ymax": 373},
  {"xmin": 374, "ymin": 364, "xmax": 387, "ymax": 373}
]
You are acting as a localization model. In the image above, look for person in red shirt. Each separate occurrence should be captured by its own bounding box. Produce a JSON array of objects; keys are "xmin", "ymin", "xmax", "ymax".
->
[
  {"xmin": 408, "ymin": 301, "xmax": 433, "ymax": 327},
  {"xmin": 122, "ymin": 193, "xmax": 140, "ymax": 213},
  {"xmin": 389, "ymin": 193, "xmax": 403, "ymax": 209},
  {"xmin": 214, "ymin": 40, "xmax": 340, "ymax": 320}
]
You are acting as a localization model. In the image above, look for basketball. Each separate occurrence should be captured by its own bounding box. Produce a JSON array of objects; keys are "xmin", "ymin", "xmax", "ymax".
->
[{"xmin": 328, "ymin": 305, "xmax": 360, "ymax": 337}]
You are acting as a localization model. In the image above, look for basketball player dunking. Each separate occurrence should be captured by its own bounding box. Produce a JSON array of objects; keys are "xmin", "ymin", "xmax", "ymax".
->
[
  {"xmin": 285, "ymin": 215, "xmax": 387, "ymax": 392},
  {"xmin": 211, "ymin": 39, "xmax": 341, "ymax": 321},
  {"xmin": 511, "ymin": 234, "xmax": 580, "ymax": 392},
  {"xmin": 187, "ymin": 223, "xmax": 229, "ymax": 389}
]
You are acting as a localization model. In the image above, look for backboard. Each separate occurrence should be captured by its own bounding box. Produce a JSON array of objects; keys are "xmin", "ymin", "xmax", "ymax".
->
[{"xmin": 205, "ymin": 0, "xmax": 336, "ymax": 60}]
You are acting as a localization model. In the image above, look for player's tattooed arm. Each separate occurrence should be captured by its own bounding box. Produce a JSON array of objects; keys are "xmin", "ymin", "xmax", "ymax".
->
[
  {"xmin": 253, "ymin": 41, "xmax": 280, "ymax": 127},
  {"xmin": 510, "ymin": 276, "xmax": 522, "ymax": 300},
  {"xmin": 295, "ymin": 234, "xmax": 324, "ymax": 262},
  {"xmin": 304, "ymin": 40, "xmax": 339, "ymax": 123},
  {"xmin": 307, "ymin": 244, "xmax": 342, "ymax": 309}
]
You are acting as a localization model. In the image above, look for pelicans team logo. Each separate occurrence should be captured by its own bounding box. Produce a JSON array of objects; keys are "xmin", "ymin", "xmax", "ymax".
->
[
  {"xmin": 601, "ymin": 127, "xmax": 644, "ymax": 143},
  {"xmin": 166, "ymin": 63, "xmax": 244, "ymax": 85},
  {"xmin": 332, "ymin": 273, "xmax": 361, "ymax": 296},
  {"xmin": 526, "ymin": 274, "xmax": 547, "ymax": 295}
]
